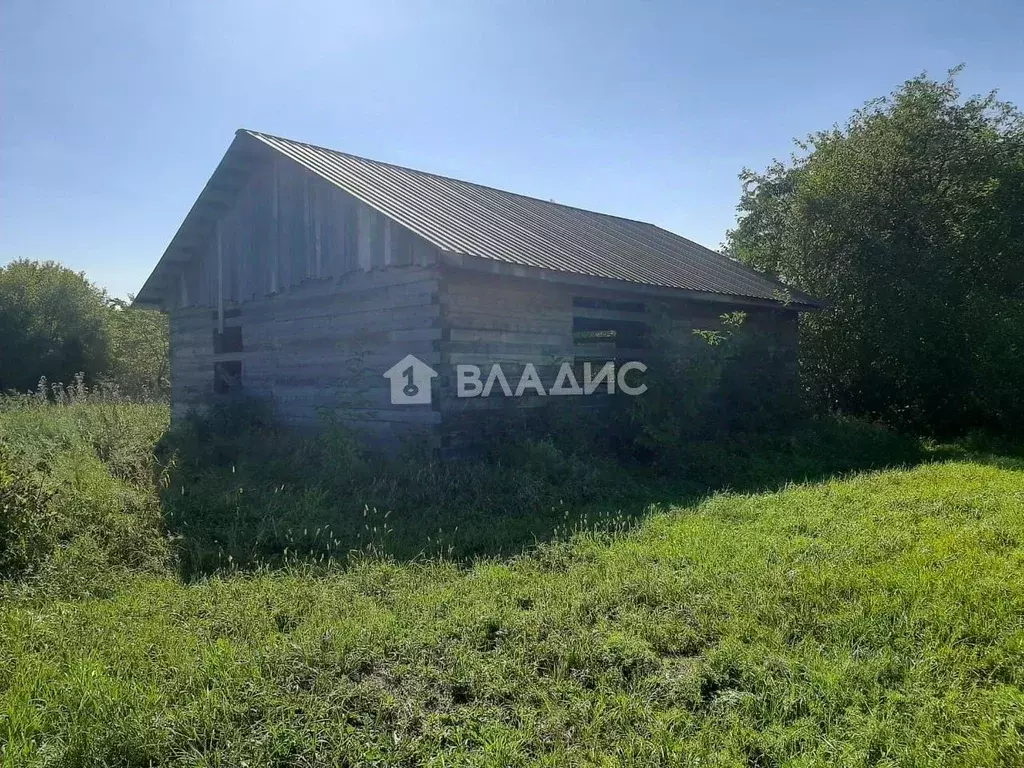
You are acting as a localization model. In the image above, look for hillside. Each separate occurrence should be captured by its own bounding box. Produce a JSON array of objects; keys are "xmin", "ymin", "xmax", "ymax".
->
[{"xmin": 1, "ymin": 402, "xmax": 1022, "ymax": 766}]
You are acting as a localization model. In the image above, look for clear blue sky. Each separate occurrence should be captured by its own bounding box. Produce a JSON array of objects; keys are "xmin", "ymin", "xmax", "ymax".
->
[{"xmin": 3, "ymin": 0, "xmax": 1022, "ymax": 299}]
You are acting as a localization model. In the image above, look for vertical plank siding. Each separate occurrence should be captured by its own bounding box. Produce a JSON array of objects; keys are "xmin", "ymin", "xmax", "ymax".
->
[
  {"xmin": 171, "ymin": 156, "xmax": 426, "ymax": 311},
  {"xmin": 168, "ymin": 153, "xmax": 443, "ymax": 447}
]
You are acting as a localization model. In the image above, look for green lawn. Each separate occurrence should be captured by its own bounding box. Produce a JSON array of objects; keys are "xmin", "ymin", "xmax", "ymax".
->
[{"xmin": 1, "ymin": 403, "xmax": 1022, "ymax": 766}]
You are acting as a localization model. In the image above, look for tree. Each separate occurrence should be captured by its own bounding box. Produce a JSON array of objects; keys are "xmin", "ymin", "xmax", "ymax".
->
[
  {"xmin": 0, "ymin": 260, "xmax": 170, "ymax": 398},
  {"xmin": 727, "ymin": 68, "xmax": 1024, "ymax": 436},
  {"xmin": 0, "ymin": 260, "xmax": 111, "ymax": 392},
  {"xmin": 105, "ymin": 298, "xmax": 170, "ymax": 399}
]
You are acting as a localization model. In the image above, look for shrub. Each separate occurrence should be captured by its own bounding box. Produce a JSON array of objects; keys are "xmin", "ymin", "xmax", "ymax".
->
[
  {"xmin": 0, "ymin": 398, "xmax": 171, "ymax": 596},
  {"xmin": 727, "ymin": 70, "xmax": 1024, "ymax": 436},
  {"xmin": 0, "ymin": 444, "xmax": 53, "ymax": 579},
  {"xmin": 0, "ymin": 259, "xmax": 169, "ymax": 400},
  {"xmin": 104, "ymin": 298, "xmax": 170, "ymax": 400},
  {"xmin": 0, "ymin": 260, "xmax": 111, "ymax": 393},
  {"xmin": 628, "ymin": 308, "xmax": 801, "ymax": 462}
]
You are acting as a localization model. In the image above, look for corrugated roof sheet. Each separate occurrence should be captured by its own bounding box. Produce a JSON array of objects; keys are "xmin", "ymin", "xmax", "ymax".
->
[
  {"xmin": 137, "ymin": 130, "xmax": 819, "ymax": 307},
  {"xmin": 243, "ymin": 131, "xmax": 816, "ymax": 306}
]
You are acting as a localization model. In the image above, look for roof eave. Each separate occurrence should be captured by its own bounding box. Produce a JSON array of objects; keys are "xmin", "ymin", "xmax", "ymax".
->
[{"xmin": 439, "ymin": 251, "xmax": 822, "ymax": 311}]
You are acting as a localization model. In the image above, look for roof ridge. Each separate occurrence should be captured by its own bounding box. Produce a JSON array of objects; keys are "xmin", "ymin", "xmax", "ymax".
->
[{"xmin": 239, "ymin": 128, "xmax": 670, "ymax": 231}]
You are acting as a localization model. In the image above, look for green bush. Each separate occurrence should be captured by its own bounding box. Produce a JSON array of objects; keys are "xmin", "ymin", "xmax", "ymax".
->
[
  {"xmin": 104, "ymin": 298, "xmax": 170, "ymax": 400},
  {"xmin": 0, "ymin": 398, "xmax": 171, "ymax": 596},
  {"xmin": 0, "ymin": 259, "xmax": 169, "ymax": 399},
  {"xmin": 628, "ymin": 309, "xmax": 801, "ymax": 462},
  {"xmin": 0, "ymin": 260, "xmax": 111, "ymax": 393},
  {"xmin": 728, "ymin": 70, "xmax": 1024, "ymax": 436},
  {"xmin": 0, "ymin": 444, "xmax": 53, "ymax": 579}
]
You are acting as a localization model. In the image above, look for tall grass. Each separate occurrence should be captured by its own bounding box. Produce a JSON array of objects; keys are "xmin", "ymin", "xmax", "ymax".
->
[
  {"xmin": 0, "ymin": 394, "xmax": 170, "ymax": 597},
  {"xmin": 4, "ymin": 395, "xmax": 926, "ymax": 588},
  {"xmin": 2, "ymin": 397, "xmax": 1020, "ymax": 765}
]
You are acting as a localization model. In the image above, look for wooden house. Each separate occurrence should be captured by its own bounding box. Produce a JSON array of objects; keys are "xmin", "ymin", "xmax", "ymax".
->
[{"xmin": 135, "ymin": 130, "xmax": 820, "ymax": 450}]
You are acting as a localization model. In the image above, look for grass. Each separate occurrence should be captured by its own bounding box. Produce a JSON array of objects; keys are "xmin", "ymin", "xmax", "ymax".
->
[{"xmin": 1, "ymin": 399, "xmax": 1022, "ymax": 765}]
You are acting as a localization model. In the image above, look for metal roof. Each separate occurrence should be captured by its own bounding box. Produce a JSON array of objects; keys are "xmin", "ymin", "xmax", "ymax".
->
[{"xmin": 136, "ymin": 130, "xmax": 820, "ymax": 308}]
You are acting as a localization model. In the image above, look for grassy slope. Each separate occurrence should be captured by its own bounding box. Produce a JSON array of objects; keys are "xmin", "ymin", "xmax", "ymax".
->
[{"xmin": 1, "ymin": 404, "xmax": 1022, "ymax": 766}]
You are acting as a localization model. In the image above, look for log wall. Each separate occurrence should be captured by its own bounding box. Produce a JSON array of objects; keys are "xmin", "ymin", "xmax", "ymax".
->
[
  {"xmin": 436, "ymin": 268, "xmax": 799, "ymax": 451},
  {"xmin": 169, "ymin": 264, "xmax": 442, "ymax": 447},
  {"xmin": 165, "ymin": 152, "xmax": 800, "ymax": 453}
]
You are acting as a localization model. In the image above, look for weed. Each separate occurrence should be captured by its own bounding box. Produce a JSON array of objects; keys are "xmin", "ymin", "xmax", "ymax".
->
[{"xmin": 1, "ymin": 398, "xmax": 1021, "ymax": 765}]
